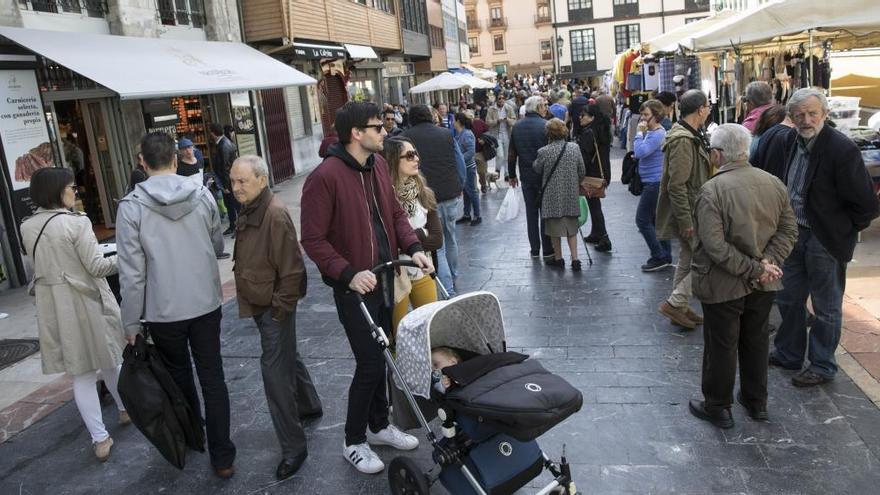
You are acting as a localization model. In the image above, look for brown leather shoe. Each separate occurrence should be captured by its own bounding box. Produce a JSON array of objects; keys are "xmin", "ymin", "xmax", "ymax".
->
[
  {"xmin": 684, "ymin": 307, "xmax": 704, "ymax": 325},
  {"xmin": 214, "ymin": 465, "xmax": 235, "ymax": 479},
  {"xmin": 659, "ymin": 301, "xmax": 697, "ymax": 329}
]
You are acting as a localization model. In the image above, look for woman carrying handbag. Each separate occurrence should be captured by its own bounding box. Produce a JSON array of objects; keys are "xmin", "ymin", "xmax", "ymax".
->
[{"xmin": 577, "ymin": 104, "xmax": 613, "ymax": 252}]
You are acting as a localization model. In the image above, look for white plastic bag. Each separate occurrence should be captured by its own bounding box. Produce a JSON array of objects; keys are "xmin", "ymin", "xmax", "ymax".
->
[{"xmin": 495, "ymin": 186, "xmax": 522, "ymax": 223}]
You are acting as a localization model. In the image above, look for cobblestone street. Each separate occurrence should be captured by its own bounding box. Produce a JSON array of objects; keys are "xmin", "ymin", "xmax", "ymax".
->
[{"xmin": 2, "ymin": 153, "xmax": 880, "ymax": 494}]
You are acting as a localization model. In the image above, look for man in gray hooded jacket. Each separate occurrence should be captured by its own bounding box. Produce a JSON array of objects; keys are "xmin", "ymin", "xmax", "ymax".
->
[{"xmin": 116, "ymin": 132, "xmax": 236, "ymax": 479}]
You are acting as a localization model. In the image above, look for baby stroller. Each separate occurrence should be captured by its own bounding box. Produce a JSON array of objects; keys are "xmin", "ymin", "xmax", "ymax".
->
[{"xmin": 356, "ymin": 261, "xmax": 583, "ymax": 495}]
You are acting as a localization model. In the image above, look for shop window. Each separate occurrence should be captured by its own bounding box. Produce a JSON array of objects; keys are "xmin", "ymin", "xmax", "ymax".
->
[
  {"xmin": 468, "ymin": 37, "xmax": 479, "ymax": 55},
  {"xmin": 540, "ymin": 40, "xmax": 552, "ymax": 61},
  {"xmin": 493, "ymin": 35, "xmax": 505, "ymax": 53},
  {"xmin": 157, "ymin": 0, "xmax": 206, "ymax": 28},
  {"xmin": 18, "ymin": 0, "xmax": 108, "ymax": 17},
  {"xmin": 614, "ymin": 24, "xmax": 640, "ymax": 54}
]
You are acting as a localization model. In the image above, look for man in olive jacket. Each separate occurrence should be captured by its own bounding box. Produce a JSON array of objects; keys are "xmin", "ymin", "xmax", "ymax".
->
[
  {"xmin": 230, "ymin": 155, "xmax": 322, "ymax": 480},
  {"xmin": 656, "ymin": 89, "xmax": 712, "ymax": 330},
  {"xmin": 688, "ymin": 124, "xmax": 798, "ymax": 429}
]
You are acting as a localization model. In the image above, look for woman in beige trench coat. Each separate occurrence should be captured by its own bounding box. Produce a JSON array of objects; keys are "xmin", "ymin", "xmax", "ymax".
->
[{"xmin": 20, "ymin": 167, "xmax": 128, "ymax": 461}]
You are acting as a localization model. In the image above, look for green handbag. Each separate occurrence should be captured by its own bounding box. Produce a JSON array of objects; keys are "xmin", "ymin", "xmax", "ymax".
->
[{"xmin": 578, "ymin": 196, "xmax": 590, "ymax": 226}]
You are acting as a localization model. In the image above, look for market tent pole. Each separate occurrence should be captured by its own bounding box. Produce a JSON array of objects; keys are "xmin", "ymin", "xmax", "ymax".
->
[{"xmin": 809, "ymin": 29, "xmax": 814, "ymax": 90}]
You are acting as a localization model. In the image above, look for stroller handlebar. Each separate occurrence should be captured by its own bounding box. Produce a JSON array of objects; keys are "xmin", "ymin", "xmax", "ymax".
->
[{"xmin": 369, "ymin": 259, "xmax": 433, "ymax": 277}]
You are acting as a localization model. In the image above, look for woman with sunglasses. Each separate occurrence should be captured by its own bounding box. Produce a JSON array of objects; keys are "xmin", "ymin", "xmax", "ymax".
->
[
  {"xmin": 382, "ymin": 137, "xmax": 444, "ymax": 330},
  {"xmin": 20, "ymin": 167, "xmax": 128, "ymax": 462}
]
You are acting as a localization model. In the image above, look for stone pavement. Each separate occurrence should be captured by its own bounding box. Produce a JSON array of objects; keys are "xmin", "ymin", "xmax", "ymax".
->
[{"xmin": 2, "ymin": 151, "xmax": 880, "ymax": 494}]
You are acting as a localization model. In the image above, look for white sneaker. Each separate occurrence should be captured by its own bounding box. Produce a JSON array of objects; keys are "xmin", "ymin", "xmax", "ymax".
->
[
  {"xmin": 366, "ymin": 424, "xmax": 419, "ymax": 451},
  {"xmin": 343, "ymin": 442, "xmax": 385, "ymax": 474}
]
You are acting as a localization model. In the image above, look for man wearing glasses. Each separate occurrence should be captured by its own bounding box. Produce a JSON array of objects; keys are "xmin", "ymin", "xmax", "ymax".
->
[
  {"xmin": 656, "ymin": 89, "xmax": 713, "ymax": 330},
  {"xmin": 382, "ymin": 108, "xmax": 403, "ymax": 136},
  {"xmin": 301, "ymin": 101, "xmax": 434, "ymax": 475}
]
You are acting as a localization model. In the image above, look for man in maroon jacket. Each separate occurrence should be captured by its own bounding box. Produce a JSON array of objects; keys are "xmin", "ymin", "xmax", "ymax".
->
[{"xmin": 301, "ymin": 101, "xmax": 434, "ymax": 475}]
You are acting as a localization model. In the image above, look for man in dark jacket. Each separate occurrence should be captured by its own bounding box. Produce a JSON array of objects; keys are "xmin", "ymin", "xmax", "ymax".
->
[
  {"xmin": 750, "ymin": 118, "xmax": 795, "ymax": 180},
  {"xmin": 210, "ymin": 123, "xmax": 239, "ymax": 235},
  {"xmin": 402, "ymin": 105, "xmax": 466, "ymax": 296},
  {"xmin": 230, "ymin": 155, "xmax": 322, "ymax": 480},
  {"xmin": 508, "ymin": 95, "xmax": 554, "ymax": 259},
  {"xmin": 300, "ymin": 102, "xmax": 434, "ymax": 475},
  {"xmin": 770, "ymin": 88, "xmax": 880, "ymax": 387}
]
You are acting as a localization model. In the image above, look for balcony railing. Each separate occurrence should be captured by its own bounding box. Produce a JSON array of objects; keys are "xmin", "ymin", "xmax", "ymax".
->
[
  {"xmin": 18, "ymin": 0, "xmax": 108, "ymax": 17},
  {"xmin": 534, "ymin": 14, "xmax": 551, "ymax": 24},
  {"xmin": 157, "ymin": 0, "xmax": 206, "ymax": 28},
  {"xmin": 467, "ymin": 19, "xmax": 481, "ymax": 31},
  {"xmin": 489, "ymin": 17, "xmax": 507, "ymax": 28}
]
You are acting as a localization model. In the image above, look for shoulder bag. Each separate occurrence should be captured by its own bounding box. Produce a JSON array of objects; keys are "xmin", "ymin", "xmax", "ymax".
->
[
  {"xmin": 24, "ymin": 212, "xmax": 65, "ymax": 296},
  {"xmin": 580, "ymin": 139, "xmax": 607, "ymax": 199},
  {"xmin": 536, "ymin": 143, "xmax": 567, "ymax": 207}
]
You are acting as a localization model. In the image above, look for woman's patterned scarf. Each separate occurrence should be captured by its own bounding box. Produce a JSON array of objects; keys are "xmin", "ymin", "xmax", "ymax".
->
[{"xmin": 397, "ymin": 177, "xmax": 420, "ymax": 217}]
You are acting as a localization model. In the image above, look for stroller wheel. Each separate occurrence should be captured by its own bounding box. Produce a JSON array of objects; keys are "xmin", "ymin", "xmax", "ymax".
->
[{"xmin": 388, "ymin": 456, "xmax": 430, "ymax": 495}]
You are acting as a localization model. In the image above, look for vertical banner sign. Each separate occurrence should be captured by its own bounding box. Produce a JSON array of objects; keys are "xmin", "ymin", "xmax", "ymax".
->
[
  {"xmin": 230, "ymin": 91, "xmax": 258, "ymax": 157},
  {"xmin": 0, "ymin": 70, "xmax": 54, "ymax": 222}
]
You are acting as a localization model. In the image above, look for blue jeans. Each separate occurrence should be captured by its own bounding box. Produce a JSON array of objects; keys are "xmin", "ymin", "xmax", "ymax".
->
[
  {"xmin": 773, "ymin": 228, "xmax": 847, "ymax": 378},
  {"xmin": 635, "ymin": 181, "xmax": 670, "ymax": 262},
  {"xmin": 436, "ymin": 197, "xmax": 462, "ymax": 296},
  {"xmin": 462, "ymin": 164, "xmax": 481, "ymax": 218}
]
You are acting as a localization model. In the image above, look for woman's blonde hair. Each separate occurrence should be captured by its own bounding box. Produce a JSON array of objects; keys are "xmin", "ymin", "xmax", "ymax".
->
[{"xmin": 382, "ymin": 136, "xmax": 437, "ymax": 211}]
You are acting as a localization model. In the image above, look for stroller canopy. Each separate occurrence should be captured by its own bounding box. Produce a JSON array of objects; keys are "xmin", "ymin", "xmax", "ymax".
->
[{"xmin": 395, "ymin": 292, "xmax": 506, "ymax": 399}]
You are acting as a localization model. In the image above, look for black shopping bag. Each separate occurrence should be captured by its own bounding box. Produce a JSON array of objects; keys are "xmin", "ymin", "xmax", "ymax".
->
[{"xmin": 117, "ymin": 332, "xmax": 205, "ymax": 469}]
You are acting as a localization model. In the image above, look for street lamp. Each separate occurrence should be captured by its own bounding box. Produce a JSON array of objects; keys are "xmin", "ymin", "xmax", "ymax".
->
[{"xmin": 556, "ymin": 35, "xmax": 564, "ymax": 75}]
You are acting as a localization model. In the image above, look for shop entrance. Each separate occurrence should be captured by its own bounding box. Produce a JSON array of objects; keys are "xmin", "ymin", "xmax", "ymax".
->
[{"xmin": 51, "ymin": 99, "xmax": 126, "ymax": 239}]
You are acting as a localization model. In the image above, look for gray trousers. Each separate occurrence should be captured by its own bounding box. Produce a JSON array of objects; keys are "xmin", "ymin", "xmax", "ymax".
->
[{"xmin": 253, "ymin": 308, "xmax": 322, "ymax": 458}]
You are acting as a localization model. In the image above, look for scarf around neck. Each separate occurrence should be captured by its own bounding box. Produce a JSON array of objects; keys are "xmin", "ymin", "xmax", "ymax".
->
[{"xmin": 397, "ymin": 177, "xmax": 420, "ymax": 217}]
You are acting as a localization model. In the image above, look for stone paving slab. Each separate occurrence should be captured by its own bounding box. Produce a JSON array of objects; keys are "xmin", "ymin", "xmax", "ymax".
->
[{"xmin": 2, "ymin": 152, "xmax": 880, "ymax": 494}]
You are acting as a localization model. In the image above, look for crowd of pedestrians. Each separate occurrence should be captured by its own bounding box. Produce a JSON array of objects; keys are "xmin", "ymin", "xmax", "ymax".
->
[{"xmin": 18, "ymin": 67, "xmax": 880, "ymax": 485}]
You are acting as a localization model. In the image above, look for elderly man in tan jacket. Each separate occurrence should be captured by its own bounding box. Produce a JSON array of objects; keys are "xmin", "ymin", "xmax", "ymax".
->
[
  {"xmin": 687, "ymin": 124, "xmax": 798, "ymax": 430},
  {"xmin": 230, "ymin": 155, "xmax": 322, "ymax": 480}
]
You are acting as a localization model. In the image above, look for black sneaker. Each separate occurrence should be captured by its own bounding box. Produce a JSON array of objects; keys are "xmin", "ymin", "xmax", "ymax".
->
[
  {"xmin": 571, "ymin": 260, "xmax": 582, "ymax": 271},
  {"xmin": 583, "ymin": 234, "xmax": 602, "ymax": 244},
  {"xmin": 542, "ymin": 253, "xmax": 556, "ymax": 261},
  {"xmin": 530, "ymin": 251, "xmax": 540, "ymax": 258},
  {"xmin": 455, "ymin": 216, "xmax": 472, "ymax": 224},
  {"xmin": 595, "ymin": 236, "xmax": 612, "ymax": 253},
  {"xmin": 641, "ymin": 257, "xmax": 672, "ymax": 272},
  {"xmin": 470, "ymin": 217, "xmax": 482, "ymax": 226}
]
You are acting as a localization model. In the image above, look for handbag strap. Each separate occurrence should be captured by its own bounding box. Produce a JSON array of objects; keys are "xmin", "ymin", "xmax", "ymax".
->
[
  {"xmin": 540, "ymin": 143, "xmax": 567, "ymax": 199},
  {"xmin": 592, "ymin": 139, "xmax": 605, "ymax": 181},
  {"xmin": 23, "ymin": 212, "xmax": 65, "ymax": 260}
]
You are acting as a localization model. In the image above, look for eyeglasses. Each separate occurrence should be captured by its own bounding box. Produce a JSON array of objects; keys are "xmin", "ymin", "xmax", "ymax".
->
[
  {"xmin": 360, "ymin": 124, "xmax": 385, "ymax": 133},
  {"xmin": 399, "ymin": 150, "xmax": 419, "ymax": 161}
]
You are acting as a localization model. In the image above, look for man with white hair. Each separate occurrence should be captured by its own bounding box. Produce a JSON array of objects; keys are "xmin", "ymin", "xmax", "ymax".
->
[
  {"xmin": 770, "ymin": 88, "xmax": 879, "ymax": 387},
  {"xmin": 508, "ymin": 95, "xmax": 555, "ymax": 260},
  {"xmin": 741, "ymin": 81, "xmax": 774, "ymax": 133},
  {"xmin": 688, "ymin": 124, "xmax": 798, "ymax": 429},
  {"xmin": 230, "ymin": 155, "xmax": 322, "ymax": 480}
]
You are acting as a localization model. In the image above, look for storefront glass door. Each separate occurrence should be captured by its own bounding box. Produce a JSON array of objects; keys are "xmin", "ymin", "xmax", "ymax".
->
[{"xmin": 81, "ymin": 99, "xmax": 125, "ymax": 229}]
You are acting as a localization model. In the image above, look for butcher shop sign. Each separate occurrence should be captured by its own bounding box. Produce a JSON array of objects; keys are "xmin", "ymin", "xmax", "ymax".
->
[{"xmin": 0, "ymin": 69, "xmax": 54, "ymax": 219}]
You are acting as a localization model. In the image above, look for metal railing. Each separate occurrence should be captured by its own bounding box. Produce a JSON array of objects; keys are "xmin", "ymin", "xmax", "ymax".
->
[
  {"xmin": 18, "ymin": 0, "xmax": 108, "ymax": 17},
  {"xmin": 534, "ymin": 14, "xmax": 552, "ymax": 24},
  {"xmin": 467, "ymin": 19, "xmax": 481, "ymax": 30},
  {"xmin": 489, "ymin": 16, "xmax": 507, "ymax": 28}
]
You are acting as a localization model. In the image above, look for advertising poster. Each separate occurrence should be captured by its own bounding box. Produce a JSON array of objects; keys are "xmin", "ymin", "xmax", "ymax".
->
[{"xmin": 0, "ymin": 69, "xmax": 54, "ymax": 221}]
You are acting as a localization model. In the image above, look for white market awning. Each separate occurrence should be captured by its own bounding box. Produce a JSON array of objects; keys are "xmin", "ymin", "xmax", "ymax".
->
[
  {"xmin": 0, "ymin": 26, "xmax": 316, "ymax": 100},
  {"xmin": 643, "ymin": 10, "xmax": 740, "ymax": 53},
  {"xmin": 344, "ymin": 43, "xmax": 379, "ymax": 60}
]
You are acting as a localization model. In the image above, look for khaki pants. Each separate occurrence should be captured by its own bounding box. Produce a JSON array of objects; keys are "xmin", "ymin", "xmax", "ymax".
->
[
  {"xmin": 475, "ymin": 152, "xmax": 488, "ymax": 192},
  {"xmin": 668, "ymin": 234, "xmax": 694, "ymax": 309}
]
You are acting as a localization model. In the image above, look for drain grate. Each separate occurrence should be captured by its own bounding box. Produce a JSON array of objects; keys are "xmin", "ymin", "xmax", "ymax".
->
[{"xmin": 0, "ymin": 339, "xmax": 40, "ymax": 371}]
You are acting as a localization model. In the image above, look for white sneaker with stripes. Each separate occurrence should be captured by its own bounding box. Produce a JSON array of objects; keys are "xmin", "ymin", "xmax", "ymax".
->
[
  {"xmin": 366, "ymin": 424, "xmax": 419, "ymax": 450},
  {"xmin": 343, "ymin": 442, "xmax": 384, "ymax": 474}
]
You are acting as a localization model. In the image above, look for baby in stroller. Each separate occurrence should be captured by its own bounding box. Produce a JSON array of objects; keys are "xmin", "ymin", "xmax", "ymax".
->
[{"xmin": 388, "ymin": 291, "xmax": 583, "ymax": 495}]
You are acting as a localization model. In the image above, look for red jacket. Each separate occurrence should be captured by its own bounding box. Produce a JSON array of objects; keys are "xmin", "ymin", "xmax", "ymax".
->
[{"xmin": 301, "ymin": 144, "xmax": 422, "ymax": 290}]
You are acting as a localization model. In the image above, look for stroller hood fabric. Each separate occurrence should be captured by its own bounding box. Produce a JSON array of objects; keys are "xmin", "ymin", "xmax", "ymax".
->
[
  {"xmin": 443, "ymin": 358, "xmax": 584, "ymax": 442},
  {"xmin": 117, "ymin": 334, "xmax": 205, "ymax": 469},
  {"xmin": 395, "ymin": 292, "xmax": 506, "ymax": 399}
]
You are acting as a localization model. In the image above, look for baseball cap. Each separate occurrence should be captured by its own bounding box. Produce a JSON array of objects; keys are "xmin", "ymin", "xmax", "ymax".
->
[{"xmin": 177, "ymin": 138, "xmax": 194, "ymax": 149}]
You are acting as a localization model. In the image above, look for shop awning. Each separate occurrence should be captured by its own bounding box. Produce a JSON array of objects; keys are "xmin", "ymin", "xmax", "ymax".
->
[
  {"xmin": 687, "ymin": 0, "xmax": 880, "ymax": 52},
  {"xmin": 344, "ymin": 44, "xmax": 379, "ymax": 60},
  {"xmin": 0, "ymin": 26, "xmax": 316, "ymax": 100},
  {"xmin": 293, "ymin": 41, "xmax": 346, "ymax": 60},
  {"xmin": 642, "ymin": 10, "xmax": 739, "ymax": 53}
]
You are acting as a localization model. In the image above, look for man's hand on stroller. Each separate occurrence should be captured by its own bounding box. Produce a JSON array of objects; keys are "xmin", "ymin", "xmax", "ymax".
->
[
  {"xmin": 411, "ymin": 251, "xmax": 435, "ymax": 274},
  {"xmin": 349, "ymin": 270, "xmax": 377, "ymax": 294}
]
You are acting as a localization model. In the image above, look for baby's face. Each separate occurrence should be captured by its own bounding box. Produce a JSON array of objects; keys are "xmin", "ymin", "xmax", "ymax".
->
[{"xmin": 432, "ymin": 351, "xmax": 458, "ymax": 370}]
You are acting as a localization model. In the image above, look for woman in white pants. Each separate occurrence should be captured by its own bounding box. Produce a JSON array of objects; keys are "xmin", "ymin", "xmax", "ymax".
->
[{"xmin": 20, "ymin": 167, "xmax": 128, "ymax": 462}]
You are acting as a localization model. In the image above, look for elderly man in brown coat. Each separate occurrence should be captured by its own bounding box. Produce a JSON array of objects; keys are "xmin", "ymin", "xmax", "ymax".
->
[
  {"xmin": 687, "ymin": 124, "xmax": 798, "ymax": 429},
  {"xmin": 230, "ymin": 155, "xmax": 322, "ymax": 480}
]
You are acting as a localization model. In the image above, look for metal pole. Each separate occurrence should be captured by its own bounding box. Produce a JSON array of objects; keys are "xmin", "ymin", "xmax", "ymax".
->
[{"xmin": 808, "ymin": 29, "xmax": 814, "ymax": 88}]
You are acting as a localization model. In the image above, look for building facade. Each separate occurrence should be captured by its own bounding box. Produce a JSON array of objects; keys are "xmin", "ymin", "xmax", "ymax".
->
[
  {"xmin": 552, "ymin": 0, "xmax": 711, "ymax": 78},
  {"xmin": 465, "ymin": 0, "xmax": 555, "ymax": 77}
]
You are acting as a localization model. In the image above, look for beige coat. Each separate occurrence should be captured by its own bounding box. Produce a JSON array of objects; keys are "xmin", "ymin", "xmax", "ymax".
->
[{"xmin": 20, "ymin": 208, "xmax": 124, "ymax": 376}]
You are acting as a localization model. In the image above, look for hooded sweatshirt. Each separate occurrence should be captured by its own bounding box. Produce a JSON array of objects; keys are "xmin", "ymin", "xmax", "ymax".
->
[{"xmin": 116, "ymin": 173, "xmax": 224, "ymax": 335}]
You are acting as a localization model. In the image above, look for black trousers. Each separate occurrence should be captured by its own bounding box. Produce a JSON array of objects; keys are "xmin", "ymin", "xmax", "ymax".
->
[
  {"xmin": 334, "ymin": 290, "xmax": 391, "ymax": 446},
  {"xmin": 521, "ymin": 180, "xmax": 554, "ymax": 256},
  {"xmin": 586, "ymin": 196, "xmax": 607, "ymax": 238},
  {"xmin": 252, "ymin": 307, "xmax": 322, "ymax": 458},
  {"xmin": 223, "ymin": 190, "xmax": 241, "ymax": 226},
  {"xmin": 700, "ymin": 290, "xmax": 775, "ymax": 412},
  {"xmin": 149, "ymin": 307, "xmax": 236, "ymax": 469}
]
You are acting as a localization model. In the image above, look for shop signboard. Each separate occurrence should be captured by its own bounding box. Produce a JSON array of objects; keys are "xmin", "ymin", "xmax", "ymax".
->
[
  {"xmin": 0, "ymin": 69, "xmax": 54, "ymax": 222},
  {"xmin": 230, "ymin": 91, "xmax": 258, "ymax": 157}
]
